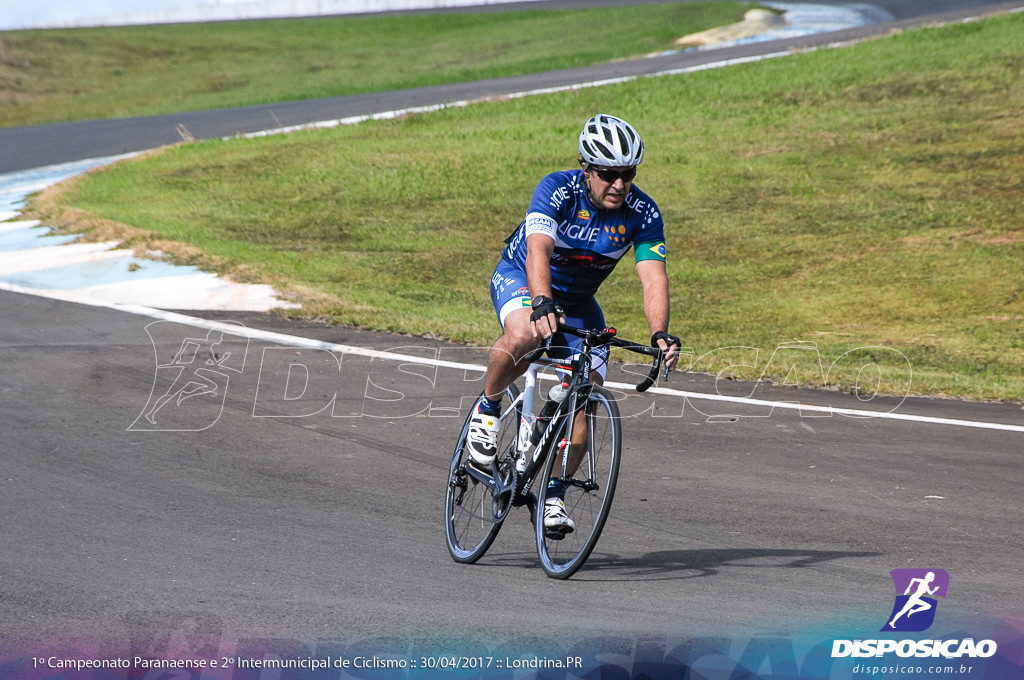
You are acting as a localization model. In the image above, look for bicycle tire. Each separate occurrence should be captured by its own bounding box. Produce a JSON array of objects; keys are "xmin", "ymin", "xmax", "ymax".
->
[
  {"xmin": 444, "ymin": 383, "xmax": 521, "ymax": 564},
  {"xmin": 535, "ymin": 385, "xmax": 621, "ymax": 579}
]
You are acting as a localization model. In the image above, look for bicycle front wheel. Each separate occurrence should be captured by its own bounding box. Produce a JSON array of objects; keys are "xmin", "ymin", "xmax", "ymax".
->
[
  {"xmin": 535, "ymin": 385, "xmax": 621, "ymax": 579},
  {"xmin": 444, "ymin": 384, "xmax": 521, "ymax": 564}
]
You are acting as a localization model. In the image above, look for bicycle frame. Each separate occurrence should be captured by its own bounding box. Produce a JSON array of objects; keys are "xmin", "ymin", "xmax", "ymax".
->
[
  {"xmin": 515, "ymin": 356, "xmax": 584, "ymax": 499},
  {"xmin": 458, "ymin": 356, "xmax": 571, "ymax": 519},
  {"xmin": 460, "ymin": 325, "xmax": 661, "ymax": 515}
]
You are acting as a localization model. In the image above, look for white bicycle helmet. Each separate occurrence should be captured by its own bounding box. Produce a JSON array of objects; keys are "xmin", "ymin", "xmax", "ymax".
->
[{"xmin": 578, "ymin": 114, "xmax": 644, "ymax": 167}]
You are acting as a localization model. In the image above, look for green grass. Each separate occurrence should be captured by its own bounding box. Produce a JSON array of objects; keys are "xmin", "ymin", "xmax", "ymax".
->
[
  {"xmin": 0, "ymin": 2, "xmax": 758, "ymax": 127},
  {"xmin": 32, "ymin": 11, "xmax": 1024, "ymax": 402}
]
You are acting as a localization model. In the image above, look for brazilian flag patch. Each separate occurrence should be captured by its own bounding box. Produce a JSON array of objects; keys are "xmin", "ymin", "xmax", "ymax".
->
[{"xmin": 635, "ymin": 241, "xmax": 666, "ymax": 262}]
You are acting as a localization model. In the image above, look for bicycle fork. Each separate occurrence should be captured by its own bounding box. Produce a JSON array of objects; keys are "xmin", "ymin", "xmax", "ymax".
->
[{"xmin": 551, "ymin": 388, "xmax": 598, "ymax": 492}]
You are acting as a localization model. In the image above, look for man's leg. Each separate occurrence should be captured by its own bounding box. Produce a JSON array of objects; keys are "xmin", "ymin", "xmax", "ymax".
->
[
  {"xmin": 484, "ymin": 307, "xmax": 541, "ymax": 399},
  {"xmin": 467, "ymin": 307, "xmax": 540, "ymax": 466}
]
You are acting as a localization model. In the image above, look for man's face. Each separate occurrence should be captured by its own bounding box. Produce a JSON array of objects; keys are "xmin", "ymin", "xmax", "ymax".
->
[{"xmin": 585, "ymin": 164, "xmax": 637, "ymax": 210}]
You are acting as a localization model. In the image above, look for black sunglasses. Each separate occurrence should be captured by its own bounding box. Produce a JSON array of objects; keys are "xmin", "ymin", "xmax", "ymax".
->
[{"xmin": 589, "ymin": 165, "xmax": 637, "ymax": 183}]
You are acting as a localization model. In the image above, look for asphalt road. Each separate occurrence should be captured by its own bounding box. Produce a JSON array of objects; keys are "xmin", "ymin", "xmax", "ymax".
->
[{"xmin": 1, "ymin": 1, "xmax": 1023, "ymax": 675}]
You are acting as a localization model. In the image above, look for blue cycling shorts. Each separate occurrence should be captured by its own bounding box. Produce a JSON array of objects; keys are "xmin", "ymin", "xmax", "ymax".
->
[{"xmin": 489, "ymin": 259, "xmax": 609, "ymax": 379}]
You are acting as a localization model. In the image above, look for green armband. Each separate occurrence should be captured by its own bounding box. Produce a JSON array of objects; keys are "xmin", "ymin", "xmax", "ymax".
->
[{"xmin": 635, "ymin": 241, "xmax": 666, "ymax": 263}]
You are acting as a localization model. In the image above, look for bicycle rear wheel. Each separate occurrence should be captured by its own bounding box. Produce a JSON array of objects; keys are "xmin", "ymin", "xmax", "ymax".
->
[
  {"xmin": 444, "ymin": 384, "xmax": 521, "ymax": 563},
  {"xmin": 535, "ymin": 385, "xmax": 621, "ymax": 579}
]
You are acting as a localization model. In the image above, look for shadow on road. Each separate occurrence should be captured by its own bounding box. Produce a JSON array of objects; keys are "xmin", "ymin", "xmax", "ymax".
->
[
  {"xmin": 581, "ymin": 547, "xmax": 882, "ymax": 581},
  {"xmin": 481, "ymin": 547, "xmax": 881, "ymax": 581}
]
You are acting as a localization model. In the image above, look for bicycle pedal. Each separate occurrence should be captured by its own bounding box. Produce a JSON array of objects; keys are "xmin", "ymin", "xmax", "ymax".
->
[
  {"xmin": 466, "ymin": 458, "xmax": 494, "ymax": 476},
  {"xmin": 544, "ymin": 526, "xmax": 574, "ymax": 541}
]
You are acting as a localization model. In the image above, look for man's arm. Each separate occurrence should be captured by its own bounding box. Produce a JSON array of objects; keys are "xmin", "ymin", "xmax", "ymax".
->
[
  {"xmin": 526, "ymin": 233, "xmax": 559, "ymax": 338},
  {"xmin": 636, "ymin": 259, "xmax": 679, "ymax": 370}
]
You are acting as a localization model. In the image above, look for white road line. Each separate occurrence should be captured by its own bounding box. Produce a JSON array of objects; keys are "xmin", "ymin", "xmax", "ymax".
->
[{"xmin": 238, "ymin": 52, "xmax": 797, "ymax": 141}]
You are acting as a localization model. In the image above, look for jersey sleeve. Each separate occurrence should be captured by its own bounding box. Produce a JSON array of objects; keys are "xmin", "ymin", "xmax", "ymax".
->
[
  {"xmin": 526, "ymin": 171, "xmax": 576, "ymax": 222},
  {"xmin": 525, "ymin": 212, "xmax": 557, "ymax": 239},
  {"xmin": 632, "ymin": 193, "xmax": 666, "ymax": 263}
]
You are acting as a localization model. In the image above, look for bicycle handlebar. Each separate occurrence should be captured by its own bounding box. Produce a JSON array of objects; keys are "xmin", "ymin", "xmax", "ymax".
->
[{"xmin": 555, "ymin": 323, "xmax": 665, "ymax": 393}]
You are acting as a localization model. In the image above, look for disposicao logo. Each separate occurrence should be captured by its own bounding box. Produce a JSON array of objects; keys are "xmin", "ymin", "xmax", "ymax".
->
[
  {"xmin": 831, "ymin": 568, "xmax": 998, "ymax": 660},
  {"xmin": 882, "ymin": 568, "xmax": 948, "ymax": 632}
]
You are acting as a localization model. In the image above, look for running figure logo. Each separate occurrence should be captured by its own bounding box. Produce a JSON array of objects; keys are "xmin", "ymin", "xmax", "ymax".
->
[
  {"xmin": 130, "ymin": 321, "xmax": 248, "ymax": 432},
  {"xmin": 881, "ymin": 568, "xmax": 950, "ymax": 632}
]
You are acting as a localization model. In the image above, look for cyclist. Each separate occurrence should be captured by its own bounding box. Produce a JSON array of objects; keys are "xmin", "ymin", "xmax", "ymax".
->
[{"xmin": 468, "ymin": 113, "xmax": 681, "ymax": 537}]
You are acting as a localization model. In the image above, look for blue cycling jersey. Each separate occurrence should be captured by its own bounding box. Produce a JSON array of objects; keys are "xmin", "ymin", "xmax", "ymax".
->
[{"xmin": 500, "ymin": 170, "xmax": 665, "ymax": 305}]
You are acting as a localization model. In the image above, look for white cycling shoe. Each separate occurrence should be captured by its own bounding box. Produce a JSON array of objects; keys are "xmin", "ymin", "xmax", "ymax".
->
[
  {"xmin": 543, "ymin": 497, "xmax": 576, "ymax": 539},
  {"xmin": 466, "ymin": 404, "xmax": 499, "ymax": 467}
]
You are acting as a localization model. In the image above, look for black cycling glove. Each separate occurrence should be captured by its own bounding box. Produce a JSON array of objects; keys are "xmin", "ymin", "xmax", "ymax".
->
[
  {"xmin": 651, "ymin": 330, "xmax": 682, "ymax": 350},
  {"xmin": 530, "ymin": 295, "xmax": 560, "ymax": 323}
]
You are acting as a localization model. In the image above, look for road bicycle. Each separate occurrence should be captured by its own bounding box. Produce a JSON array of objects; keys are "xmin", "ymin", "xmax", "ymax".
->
[{"xmin": 444, "ymin": 324, "xmax": 665, "ymax": 579}]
